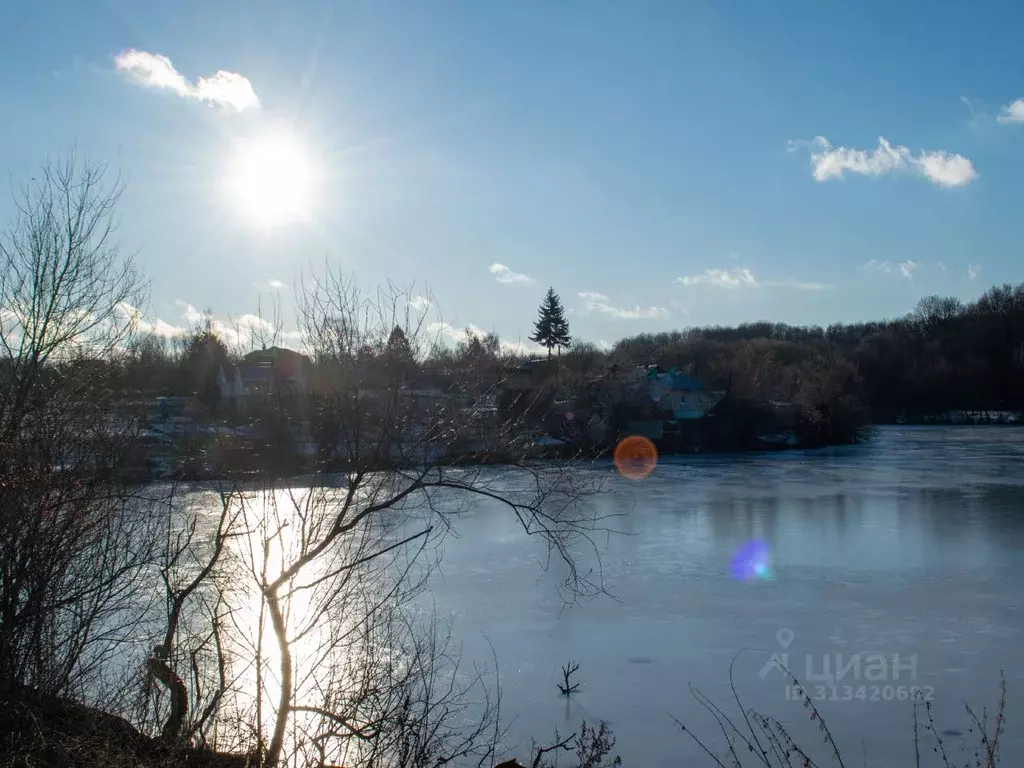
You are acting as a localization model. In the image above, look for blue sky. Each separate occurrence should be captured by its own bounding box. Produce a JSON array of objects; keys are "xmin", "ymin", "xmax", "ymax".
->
[{"xmin": 3, "ymin": 0, "xmax": 1024, "ymax": 351}]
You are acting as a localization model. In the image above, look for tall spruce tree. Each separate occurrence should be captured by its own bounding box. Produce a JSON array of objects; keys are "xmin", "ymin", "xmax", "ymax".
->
[{"xmin": 530, "ymin": 287, "xmax": 571, "ymax": 358}]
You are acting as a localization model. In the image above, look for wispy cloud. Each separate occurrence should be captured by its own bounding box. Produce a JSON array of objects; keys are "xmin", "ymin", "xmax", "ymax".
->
[
  {"xmin": 489, "ymin": 263, "xmax": 535, "ymax": 284},
  {"xmin": 792, "ymin": 136, "xmax": 978, "ymax": 188},
  {"xmin": 863, "ymin": 259, "xmax": 894, "ymax": 274},
  {"xmin": 577, "ymin": 292, "xmax": 669, "ymax": 320},
  {"xmin": 676, "ymin": 267, "xmax": 830, "ymax": 291},
  {"xmin": 428, "ymin": 321, "xmax": 542, "ymax": 355},
  {"xmin": 499, "ymin": 339, "xmax": 545, "ymax": 355},
  {"xmin": 967, "ymin": 264, "xmax": 982, "ymax": 281},
  {"xmin": 114, "ymin": 49, "xmax": 259, "ymax": 112},
  {"xmin": 961, "ymin": 96, "xmax": 986, "ymax": 131},
  {"xmin": 409, "ymin": 295, "xmax": 432, "ymax": 312},
  {"xmin": 175, "ymin": 299, "xmax": 205, "ymax": 325},
  {"xmin": 863, "ymin": 259, "xmax": 921, "ymax": 279},
  {"xmin": 997, "ymin": 98, "xmax": 1024, "ymax": 124},
  {"xmin": 115, "ymin": 302, "xmax": 185, "ymax": 338},
  {"xmin": 428, "ymin": 322, "xmax": 476, "ymax": 344},
  {"xmin": 172, "ymin": 301, "xmax": 304, "ymax": 349},
  {"xmin": 676, "ymin": 268, "xmax": 757, "ymax": 288},
  {"xmin": 117, "ymin": 300, "xmax": 307, "ymax": 351},
  {"xmin": 764, "ymin": 279, "xmax": 833, "ymax": 291},
  {"xmin": 899, "ymin": 260, "xmax": 920, "ymax": 279}
]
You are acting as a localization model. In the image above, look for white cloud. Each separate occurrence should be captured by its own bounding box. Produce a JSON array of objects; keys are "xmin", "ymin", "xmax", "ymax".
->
[
  {"xmin": 429, "ymin": 322, "xmax": 482, "ymax": 345},
  {"xmin": 409, "ymin": 295, "xmax": 432, "ymax": 312},
  {"xmin": 676, "ymin": 268, "xmax": 757, "ymax": 288},
  {"xmin": 795, "ymin": 136, "xmax": 977, "ymax": 188},
  {"xmin": 234, "ymin": 312, "xmax": 275, "ymax": 337},
  {"xmin": 147, "ymin": 319, "xmax": 185, "ymax": 338},
  {"xmin": 171, "ymin": 301, "xmax": 304, "ymax": 349},
  {"xmin": 899, "ymin": 260, "xmax": 920, "ymax": 279},
  {"xmin": 998, "ymin": 98, "xmax": 1024, "ymax": 124},
  {"xmin": 864, "ymin": 259, "xmax": 894, "ymax": 274},
  {"xmin": 114, "ymin": 49, "xmax": 259, "ymax": 112},
  {"xmin": 488, "ymin": 263, "xmax": 535, "ymax": 284},
  {"xmin": 761, "ymin": 278, "xmax": 832, "ymax": 291},
  {"xmin": 116, "ymin": 300, "xmax": 308, "ymax": 352},
  {"xmin": 115, "ymin": 302, "xmax": 184, "ymax": 338},
  {"xmin": 220, "ymin": 312, "xmax": 302, "ymax": 350},
  {"xmin": 499, "ymin": 339, "xmax": 545, "ymax": 356},
  {"xmin": 175, "ymin": 300, "xmax": 205, "ymax": 325},
  {"xmin": 967, "ymin": 264, "xmax": 982, "ymax": 281},
  {"xmin": 577, "ymin": 292, "xmax": 669, "ymax": 320},
  {"xmin": 606, "ymin": 305, "xmax": 669, "ymax": 319},
  {"xmin": 428, "ymin": 321, "xmax": 542, "ymax": 355},
  {"xmin": 268, "ymin": 279, "xmax": 285, "ymax": 290},
  {"xmin": 275, "ymin": 332, "xmax": 306, "ymax": 351},
  {"xmin": 916, "ymin": 150, "xmax": 979, "ymax": 188},
  {"xmin": 193, "ymin": 71, "xmax": 260, "ymax": 112},
  {"xmin": 803, "ymin": 136, "xmax": 910, "ymax": 181},
  {"xmin": 114, "ymin": 50, "xmax": 190, "ymax": 96},
  {"xmin": 676, "ymin": 268, "xmax": 830, "ymax": 291},
  {"xmin": 864, "ymin": 260, "xmax": 937, "ymax": 280}
]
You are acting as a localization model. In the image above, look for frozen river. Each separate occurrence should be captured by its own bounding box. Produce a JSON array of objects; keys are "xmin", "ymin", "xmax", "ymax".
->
[{"xmin": 424, "ymin": 426, "xmax": 1024, "ymax": 766}]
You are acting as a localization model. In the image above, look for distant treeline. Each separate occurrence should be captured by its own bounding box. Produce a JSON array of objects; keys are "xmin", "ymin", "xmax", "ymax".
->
[
  {"xmin": 598, "ymin": 283, "xmax": 1024, "ymax": 421},
  {"xmin": 113, "ymin": 283, "xmax": 1024, "ymax": 426}
]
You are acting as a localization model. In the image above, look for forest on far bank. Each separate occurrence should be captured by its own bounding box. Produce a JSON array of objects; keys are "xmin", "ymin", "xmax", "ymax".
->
[
  {"xmin": 594, "ymin": 284, "xmax": 1024, "ymax": 422},
  {"xmin": 118, "ymin": 281, "xmax": 1024, "ymax": 440}
]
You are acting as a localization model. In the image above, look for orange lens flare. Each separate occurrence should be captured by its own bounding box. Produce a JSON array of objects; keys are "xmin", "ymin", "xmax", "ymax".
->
[{"xmin": 613, "ymin": 435, "xmax": 658, "ymax": 480}]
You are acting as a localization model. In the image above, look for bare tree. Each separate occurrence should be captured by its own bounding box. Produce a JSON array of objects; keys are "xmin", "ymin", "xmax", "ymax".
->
[
  {"xmin": 0, "ymin": 152, "xmax": 155, "ymax": 707},
  {"xmin": 557, "ymin": 661, "xmax": 581, "ymax": 696},
  {"xmin": 179, "ymin": 265, "xmax": 612, "ymax": 768},
  {"xmin": 0, "ymin": 151, "xmax": 145, "ymax": 418},
  {"xmin": 142, "ymin": 484, "xmax": 243, "ymax": 745},
  {"xmin": 0, "ymin": 215, "xmax": 609, "ymax": 768}
]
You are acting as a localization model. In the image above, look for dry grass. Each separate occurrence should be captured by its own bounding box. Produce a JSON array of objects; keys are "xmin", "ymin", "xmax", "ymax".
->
[{"xmin": 668, "ymin": 659, "xmax": 1007, "ymax": 768}]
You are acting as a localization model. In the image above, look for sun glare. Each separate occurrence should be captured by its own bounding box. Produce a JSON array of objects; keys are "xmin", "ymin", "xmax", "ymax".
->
[{"xmin": 225, "ymin": 130, "xmax": 317, "ymax": 227}]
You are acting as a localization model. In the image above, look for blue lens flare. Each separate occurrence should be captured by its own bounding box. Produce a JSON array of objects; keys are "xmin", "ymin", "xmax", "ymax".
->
[{"xmin": 731, "ymin": 540, "xmax": 774, "ymax": 581}]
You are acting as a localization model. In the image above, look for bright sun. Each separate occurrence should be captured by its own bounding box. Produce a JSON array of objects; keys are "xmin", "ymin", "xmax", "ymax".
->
[{"xmin": 225, "ymin": 130, "xmax": 317, "ymax": 227}]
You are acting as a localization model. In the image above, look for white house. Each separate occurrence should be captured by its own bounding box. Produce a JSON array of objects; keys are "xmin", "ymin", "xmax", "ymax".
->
[
  {"xmin": 217, "ymin": 348, "xmax": 313, "ymax": 409},
  {"xmin": 629, "ymin": 365, "xmax": 725, "ymax": 420},
  {"xmin": 218, "ymin": 364, "xmax": 246, "ymax": 405},
  {"xmin": 661, "ymin": 387, "xmax": 725, "ymax": 420}
]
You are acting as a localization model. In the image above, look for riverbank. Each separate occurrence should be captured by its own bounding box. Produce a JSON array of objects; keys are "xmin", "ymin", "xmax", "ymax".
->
[
  {"xmin": 0, "ymin": 684, "xmax": 250, "ymax": 768},
  {"xmin": 890, "ymin": 409, "xmax": 1023, "ymax": 426},
  {"xmin": 135, "ymin": 409, "xmax": 870, "ymax": 483}
]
